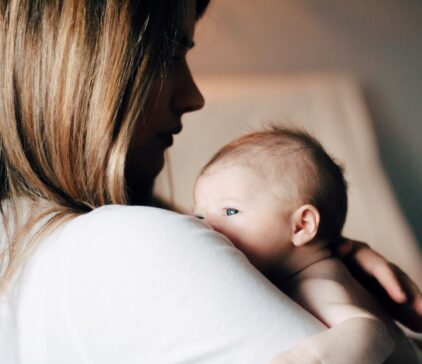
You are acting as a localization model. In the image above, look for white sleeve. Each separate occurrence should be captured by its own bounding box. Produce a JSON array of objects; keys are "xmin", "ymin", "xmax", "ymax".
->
[{"xmin": 18, "ymin": 205, "xmax": 325, "ymax": 364}]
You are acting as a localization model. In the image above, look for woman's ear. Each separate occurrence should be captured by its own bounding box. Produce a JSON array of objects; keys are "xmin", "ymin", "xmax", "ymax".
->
[{"xmin": 291, "ymin": 204, "xmax": 320, "ymax": 246}]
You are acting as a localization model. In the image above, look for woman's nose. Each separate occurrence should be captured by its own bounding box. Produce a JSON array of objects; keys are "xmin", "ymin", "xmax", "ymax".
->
[{"xmin": 172, "ymin": 62, "xmax": 205, "ymax": 114}]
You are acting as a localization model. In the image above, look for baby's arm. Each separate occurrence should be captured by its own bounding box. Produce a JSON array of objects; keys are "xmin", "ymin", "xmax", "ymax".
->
[
  {"xmin": 273, "ymin": 258, "xmax": 398, "ymax": 364},
  {"xmin": 270, "ymin": 317, "xmax": 392, "ymax": 364}
]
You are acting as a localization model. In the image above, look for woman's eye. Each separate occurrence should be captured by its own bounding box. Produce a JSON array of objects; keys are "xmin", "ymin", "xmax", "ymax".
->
[{"xmin": 225, "ymin": 208, "xmax": 239, "ymax": 216}]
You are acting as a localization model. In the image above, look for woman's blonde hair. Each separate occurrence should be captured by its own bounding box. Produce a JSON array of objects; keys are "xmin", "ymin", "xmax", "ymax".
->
[{"xmin": 0, "ymin": 0, "xmax": 209, "ymax": 292}]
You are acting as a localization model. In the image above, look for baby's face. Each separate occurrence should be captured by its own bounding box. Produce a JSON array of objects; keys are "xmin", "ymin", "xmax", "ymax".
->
[{"xmin": 193, "ymin": 164, "xmax": 295, "ymax": 273}]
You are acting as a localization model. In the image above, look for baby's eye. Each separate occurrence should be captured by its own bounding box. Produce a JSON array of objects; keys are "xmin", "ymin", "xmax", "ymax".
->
[
  {"xmin": 195, "ymin": 215, "xmax": 204, "ymax": 220},
  {"xmin": 224, "ymin": 208, "xmax": 239, "ymax": 216}
]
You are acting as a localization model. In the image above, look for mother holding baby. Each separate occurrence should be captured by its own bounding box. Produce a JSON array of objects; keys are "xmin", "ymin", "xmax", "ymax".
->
[{"xmin": 0, "ymin": 0, "xmax": 421, "ymax": 363}]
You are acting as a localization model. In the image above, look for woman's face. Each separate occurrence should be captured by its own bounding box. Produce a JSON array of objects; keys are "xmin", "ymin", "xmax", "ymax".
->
[{"xmin": 126, "ymin": 2, "xmax": 204, "ymax": 201}]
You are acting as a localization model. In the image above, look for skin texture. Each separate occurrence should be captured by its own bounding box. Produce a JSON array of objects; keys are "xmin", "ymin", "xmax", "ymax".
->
[
  {"xmin": 127, "ymin": 0, "xmax": 422, "ymax": 358},
  {"xmin": 123, "ymin": 0, "xmax": 422, "ymax": 335},
  {"xmin": 194, "ymin": 162, "xmax": 417, "ymax": 363},
  {"xmin": 123, "ymin": 0, "xmax": 422, "ymax": 350},
  {"xmin": 125, "ymin": 0, "xmax": 205, "ymax": 204},
  {"xmin": 282, "ymin": 259, "xmax": 416, "ymax": 363},
  {"xmin": 194, "ymin": 164, "xmax": 295, "ymax": 274},
  {"xmin": 194, "ymin": 163, "xmax": 332, "ymax": 278},
  {"xmin": 1, "ymin": 0, "xmax": 421, "ymax": 361},
  {"xmin": 336, "ymin": 239, "xmax": 422, "ymax": 332}
]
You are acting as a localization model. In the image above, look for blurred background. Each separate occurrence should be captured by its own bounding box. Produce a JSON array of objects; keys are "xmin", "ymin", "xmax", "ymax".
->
[
  {"xmin": 157, "ymin": 0, "xmax": 421, "ymax": 284},
  {"xmin": 189, "ymin": 0, "xmax": 422, "ymax": 247}
]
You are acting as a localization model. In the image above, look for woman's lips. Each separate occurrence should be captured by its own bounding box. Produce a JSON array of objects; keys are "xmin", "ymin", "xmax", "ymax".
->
[{"xmin": 157, "ymin": 126, "xmax": 182, "ymax": 147}]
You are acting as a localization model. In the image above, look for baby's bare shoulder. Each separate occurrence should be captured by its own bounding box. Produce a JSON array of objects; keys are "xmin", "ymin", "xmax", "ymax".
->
[
  {"xmin": 287, "ymin": 259, "xmax": 355, "ymax": 309},
  {"xmin": 291, "ymin": 257, "xmax": 386, "ymax": 317},
  {"xmin": 295, "ymin": 257, "xmax": 352, "ymax": 284},
  {"xmin": 289, "ymin": 258, "xmax": 383, "ymax": 326}
]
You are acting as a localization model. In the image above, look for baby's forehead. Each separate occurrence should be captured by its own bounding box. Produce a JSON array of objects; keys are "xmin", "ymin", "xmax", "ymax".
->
[
  {"xmin": 207, "ymin": 147, "xmax": 305, "ymax": 178},
  {"xmin": 201, "ymin": 156, "xmax": 287, "ymax": 190},
  {"xmin": 200, "ymin": 160, "xmax": 262, "ymax": 182},
  {"xmin": 202, "ymin": 148, "xmax": 313, "ymax": 199},
  {"xmin": 194, "ymin": 162, "xmax": 263, "ymax": 202}
]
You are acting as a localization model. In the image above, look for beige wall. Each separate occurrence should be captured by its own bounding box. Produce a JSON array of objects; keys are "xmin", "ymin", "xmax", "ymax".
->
[{"xmin": 189, "ymin": 0, "xmax": 422, "ymax": 246}]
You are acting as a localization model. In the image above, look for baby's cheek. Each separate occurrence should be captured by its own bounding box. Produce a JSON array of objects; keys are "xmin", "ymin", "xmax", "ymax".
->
[
  {"xmin": 236, "ymin": 232, "xmax": 272, "ymax": 260},
  {"xmin": 214, "ymin": 221, "xmax": 275, "ymax": 265},
  {"xmin": 218, "ymin": 226, "xmax": 245, "ymax": 247},
  {"xmin": 249, "ymin": 230, "xmax": 288, "ymax": 261},
  {"xmin": 217, "ymin": 226, "xmax": 254, "ymax": 252}
]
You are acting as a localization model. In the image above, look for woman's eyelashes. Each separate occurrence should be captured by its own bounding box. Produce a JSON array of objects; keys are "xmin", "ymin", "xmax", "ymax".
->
[{"xmin": 224, "ymin": 208, "xmax": 239, "ymax": 216}]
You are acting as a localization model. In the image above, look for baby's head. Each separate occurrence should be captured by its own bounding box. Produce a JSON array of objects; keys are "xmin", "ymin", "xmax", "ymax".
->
[{"xmin": 193, "ymin": 126, "xmax": 347, "ymax": 274}]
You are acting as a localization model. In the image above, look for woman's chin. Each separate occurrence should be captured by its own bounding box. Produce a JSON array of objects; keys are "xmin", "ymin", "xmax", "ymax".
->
[
  {"xmin": 127, "ymin": 148, "xmax": 165, "ymax": 176},
  {"xmin": 125, "ymin": 153, "xmax": 165, "ymax": 202}
]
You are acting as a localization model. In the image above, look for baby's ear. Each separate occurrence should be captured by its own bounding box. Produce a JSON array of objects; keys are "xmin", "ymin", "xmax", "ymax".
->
[{"xmin": 291, "ymin": 204, "xmax": 320, "ymax": 246}]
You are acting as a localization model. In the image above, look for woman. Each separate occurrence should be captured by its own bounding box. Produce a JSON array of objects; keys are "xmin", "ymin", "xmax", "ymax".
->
[{"xmin": 0, "ymin": 0, "xmax": 420, "ymax": 363}]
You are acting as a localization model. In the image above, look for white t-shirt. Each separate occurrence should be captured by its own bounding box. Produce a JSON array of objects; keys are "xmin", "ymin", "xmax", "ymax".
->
[{"xmin": 2, "ymin": 205, "xmax": 324, "ymax": 363}]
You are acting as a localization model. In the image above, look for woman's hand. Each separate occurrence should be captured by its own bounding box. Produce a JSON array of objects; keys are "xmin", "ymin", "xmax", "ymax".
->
[{"xmin": 335, "ymin": 238, "xmax": 422, "ymax": 332}]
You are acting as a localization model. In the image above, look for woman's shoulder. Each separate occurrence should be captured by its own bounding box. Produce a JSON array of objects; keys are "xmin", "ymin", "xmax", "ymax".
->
[
  {"xmin": 79, "ymin": 204, "xmax": 188, "ymax": 225},
  {"xmin": 55, "ymin": 204, "xmax": 234, "ymax": 261},
  {"xmin": 67, "ymin": 204, "xmax": 219, "ymax": 243},
  {"xmin": 14, "ymin": 204, "xmax": 324, "ymax": 364},
  {"xmin": 19, "ymin": 204, "xmax": 238, "ymax": 309},
  {"xmin": 17, "ymin": 205, "xmax": 238, "ymax": 297}
]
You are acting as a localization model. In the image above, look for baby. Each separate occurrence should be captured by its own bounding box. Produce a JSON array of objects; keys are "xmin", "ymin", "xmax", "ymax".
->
[{"xmin": 193, "ymin": 126, "xmax": 415, "ymax": 363}]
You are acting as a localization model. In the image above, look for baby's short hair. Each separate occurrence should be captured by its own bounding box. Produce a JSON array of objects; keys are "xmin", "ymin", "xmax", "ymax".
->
[{"xmin": 200, "ymin": 125, "xmax": 348, "ymax": 242}]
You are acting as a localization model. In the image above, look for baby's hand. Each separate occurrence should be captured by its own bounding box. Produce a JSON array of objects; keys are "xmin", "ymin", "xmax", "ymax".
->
[{"xmin": 336, "ymin": 238, "xmax": 422, "ymax": 332}]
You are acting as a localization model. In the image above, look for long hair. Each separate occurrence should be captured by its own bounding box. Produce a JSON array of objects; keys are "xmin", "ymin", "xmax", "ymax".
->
[{"xmin": 0, "ymin": 0, "xmax": 210, "ymax": 293}]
